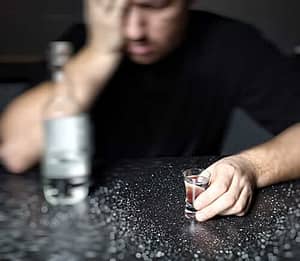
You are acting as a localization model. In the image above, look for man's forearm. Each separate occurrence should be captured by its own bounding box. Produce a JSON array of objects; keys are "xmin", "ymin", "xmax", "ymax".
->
[
  {"xmin": 239, "ymin": 123, "xmax": 300, "ymax": 188},
  {"xmin": 63, "ymin": 46, "xmax": 121, "ymax": 109},
  {"xmin": 0, "ymin": 47, "xmax": 121, "ymax": 173},
  {"xmin": 0, "ymin": 0, "xmax": 127, "ymax": 173}
]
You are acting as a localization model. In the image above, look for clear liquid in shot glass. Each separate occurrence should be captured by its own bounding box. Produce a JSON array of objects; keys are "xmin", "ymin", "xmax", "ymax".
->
[{"xmin": 183, "ymin": 169, "xmax": 209, "ymax": 219}]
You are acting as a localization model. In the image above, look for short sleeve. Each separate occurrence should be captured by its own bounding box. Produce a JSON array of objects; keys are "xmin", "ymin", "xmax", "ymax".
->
[
  {"xmin": 219, "ymin": 24, "xmax": 300, "ymax": 135},
  {"xmin": 237, "ymin": 56, "xmax": 300, "ymax": 135}
]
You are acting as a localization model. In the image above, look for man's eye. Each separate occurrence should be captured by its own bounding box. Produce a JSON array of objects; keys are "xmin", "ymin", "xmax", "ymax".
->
[
  {"xmin": 140, "ymin": 0, "xmax": 170, "ymax": 9},
  {"xmin": 152, "ymin": 0, "xmax": 169, "ymax": 7}
]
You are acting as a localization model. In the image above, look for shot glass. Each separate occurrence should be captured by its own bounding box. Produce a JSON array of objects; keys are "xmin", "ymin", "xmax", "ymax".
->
[{"xmin": 183, "ymin": 168, "xmax": 210, "ymax": 219}]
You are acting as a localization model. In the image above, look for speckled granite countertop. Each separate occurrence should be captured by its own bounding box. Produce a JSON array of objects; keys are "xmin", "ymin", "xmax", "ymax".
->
[{"xmin": 0, "ymin": 157, "xmax": 299, "ymax": 261}]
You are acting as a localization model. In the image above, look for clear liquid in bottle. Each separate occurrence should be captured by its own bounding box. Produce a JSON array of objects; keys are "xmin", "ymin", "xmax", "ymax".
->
[{"xmin": 42, "ymin": 41, "xmax": 92, "ymax": 205}]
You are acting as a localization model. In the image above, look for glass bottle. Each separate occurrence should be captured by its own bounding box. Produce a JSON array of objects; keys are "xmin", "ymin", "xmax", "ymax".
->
[{"xmin": 42, "ymin": 41, "xmax": 92, "ymax": 205}]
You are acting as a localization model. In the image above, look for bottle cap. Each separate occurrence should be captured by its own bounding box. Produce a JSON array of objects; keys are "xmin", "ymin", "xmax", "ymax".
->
[{"xmin": 49, "ymin": 41, "xmax": 73, "ymax": 68}]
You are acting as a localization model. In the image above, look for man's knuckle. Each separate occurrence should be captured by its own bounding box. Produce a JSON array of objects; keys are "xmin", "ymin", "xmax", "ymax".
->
[
  {"xmin": 201, "ymin": 211, "xmax": 209, "ymax": 219},
  {"xmin": 236, "ymin": 211, "xmax": 246, "ymax": 217},
  {"xmin": 219, "ymin": 183, "xmax": 229, "ymax": 193},
  {"xmin": 234, "ymin": 204, "xmax": 245, "ymax": 214},
  {"xmin": 228, "ymin": 197, "xmax": 236, "ymax": 207},
  {"xmin": 197, "ymin": 211, "xmax": 210, "ymax": 221},
  {"xmin": 241, "ymin": 175, "xmax": 250, "ymax": 185},
  {"xmin": 224, "ymin": 193, "xmax": 238, "ymax": 207}
]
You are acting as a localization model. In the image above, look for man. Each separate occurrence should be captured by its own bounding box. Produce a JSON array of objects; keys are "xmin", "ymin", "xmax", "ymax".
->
[{"xmin": 1, "ymin": 0, "xmax": 300, "ymax": 222}]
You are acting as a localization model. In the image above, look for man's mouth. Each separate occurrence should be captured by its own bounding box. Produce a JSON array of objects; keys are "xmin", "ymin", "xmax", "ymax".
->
[{"xmin": 127, "ymin": 43, "xmax": 152, "ymax": 56}]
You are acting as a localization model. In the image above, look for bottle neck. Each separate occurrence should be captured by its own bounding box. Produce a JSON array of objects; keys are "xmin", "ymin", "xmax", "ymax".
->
[
  {"xmin": 51, "ymin": 70, "xmax": 73, "ymax": 98},
  {"xmin": 44, "ymin": 69, "xmax": 81, "ymax": 119},
  {"xmin": 52, "ymin": 70, "xmax": 64, "ymax": 83}
]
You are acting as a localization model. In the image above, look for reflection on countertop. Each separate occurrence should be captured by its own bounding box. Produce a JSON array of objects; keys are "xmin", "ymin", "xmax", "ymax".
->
[{"xmin": 0, "ymin": 157, "xmax": 299, "ymax": 260}]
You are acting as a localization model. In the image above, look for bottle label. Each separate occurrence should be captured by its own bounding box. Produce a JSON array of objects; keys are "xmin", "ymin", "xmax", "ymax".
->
[{"xmin": 42, "ymin": 114, "xmax": 92, "ymax": 179}]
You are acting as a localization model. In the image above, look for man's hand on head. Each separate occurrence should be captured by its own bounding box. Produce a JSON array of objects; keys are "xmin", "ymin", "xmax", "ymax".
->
[
  {"xmin": 84, "ymin": 0, "xmax": 128, "ymax": 55},
  {"xmin": 193, "ymin": 155, "xmax": 258, "ymax": 222},
  {"xmin": 0, "ymin": 1, "xmax": 129, "ymax": 176}
]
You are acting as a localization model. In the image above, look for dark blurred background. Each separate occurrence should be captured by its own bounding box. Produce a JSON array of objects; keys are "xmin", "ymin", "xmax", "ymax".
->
[
  {"xmin": 0, "ymin": 0, "xmax": 299, "ymax": 153},
  {"xmin": 1, "ymin": 0, "xmax": 300, "ymax": 60}
]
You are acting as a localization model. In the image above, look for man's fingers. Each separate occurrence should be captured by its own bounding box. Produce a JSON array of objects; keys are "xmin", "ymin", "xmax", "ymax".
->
[
  {"xmin": 236, "ymin": 187, "xmax": 252, "ymax": 216},
  {"xmin": 220, "ymin": 186, "xmax": 252, "ymax": 216},
  {"xmin": 85, "ymin": 0, "xmax": 127, "ymax": 22},
  {"xmin": 235, "ymin": 189, "xmax": 253, "ymax": 216},
  {"xmin": 195, "ymin": 191, "xmax": 241, "ymax": 222},
  {"xmin": 0, "ymin": 146, "xmax": 3, "ymax": 165},
  {"xmin": 195, "ymin": 183, "xmax": 252, "ymax": 222},
  {"xmin": 195, "ymin": 192, "xmax": 235, "ymax": 222},
  {"xmin": 87, "ymin": 0, "xmax": 104, "ymax": 8},
  {"xmin": 195, "ymin": 174, "xmax": 244, "ymax": 222},
  {"xmin": 193, "ymin": 156, "xmax": 256, "ymax": 222},
  {"xmin": 84, "ymin": 0, "xmax": 102, "ymax": 24},
  {"xmin": 90, "ymin": 0, "xmax": 127, "ymax": 14},
  {"xmin": 112, "ymin": 0, "xmax": 128, "ymax": 18},
  {"xmin": 104, "ymin": 0, "xmax": 114, "ymax": 12},
  {"xmin": 193, "ymin": 180, "xmax": 227, "ymax": 211},
  {"xmin": 193, "ymin": 164, "xmax": 235, "ymax": 210}
]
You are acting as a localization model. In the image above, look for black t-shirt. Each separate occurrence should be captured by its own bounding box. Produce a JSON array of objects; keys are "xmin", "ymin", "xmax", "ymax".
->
[{"xmin": 60, "ymin": 11, "xmax": 300, "ymax": 161}]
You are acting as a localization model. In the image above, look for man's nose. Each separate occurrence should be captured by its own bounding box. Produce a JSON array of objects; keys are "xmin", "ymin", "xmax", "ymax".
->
[{"xmin": 124, "ymin": 8, "xmax": 146, "ymax": 41}]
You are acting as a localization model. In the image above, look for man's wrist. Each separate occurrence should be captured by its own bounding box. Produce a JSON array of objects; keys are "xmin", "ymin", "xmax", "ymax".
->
[
  {"xmin": 64, "ymin": 45, "xmax": 121, "ymax": 86},
  {"xmin": 236, "ymin": 151, "xmax": 263, "ymax": 188},
  {"xmin": 237, "ymin": 146, "xmax": 277, "ymax": 188},
  {"xmin": 60, "ymin": 45, "xmax": 122, "ymax": 110},
  {"xmin": 83, "ymin": 44, "xmax": 122, "ymax": 62},
  {"xmin": 80, "ymin": 45, "xmax": 122, "ymax": 88}
]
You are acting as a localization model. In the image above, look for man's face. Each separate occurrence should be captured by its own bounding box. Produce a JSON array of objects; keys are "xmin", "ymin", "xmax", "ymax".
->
[{"xmin": 123, "ymin": 0, "xmax": 189, "ymax": 64}]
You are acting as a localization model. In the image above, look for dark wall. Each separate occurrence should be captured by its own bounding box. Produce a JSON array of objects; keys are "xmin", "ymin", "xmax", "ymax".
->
[
  {"xmin": 0, "ymin": 1, "xmax": 298, "ymax": 153},
  {"xmin": 195, "ymin": 0, "xmax": 300, "ymax": 53},
  {"xmin": 1, "ymin": 0, "xmax": 300, "ymax": 58},
  {"xmin": 0, "ymin": 0, "xmax": 82, "ymax": 58}
]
